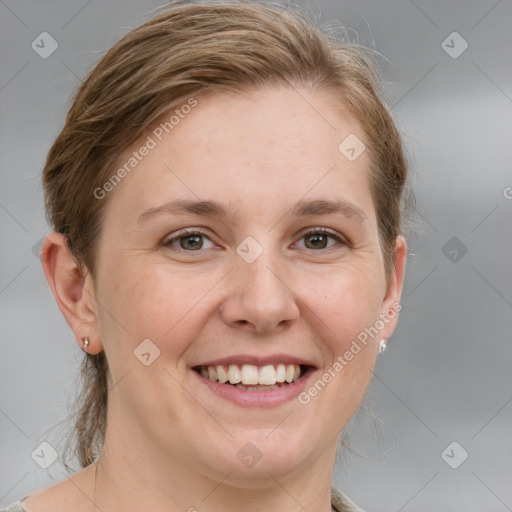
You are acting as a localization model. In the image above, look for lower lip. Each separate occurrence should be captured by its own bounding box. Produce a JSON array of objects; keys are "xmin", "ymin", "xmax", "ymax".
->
[{"xmin": 191, "ymin": 368, "xmax": 315, "ymax": 407}]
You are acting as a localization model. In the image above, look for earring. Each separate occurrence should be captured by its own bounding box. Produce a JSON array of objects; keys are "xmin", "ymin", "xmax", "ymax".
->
[
  {"xmin": 378, "ymin": 338, "xmax": 387, "ymax": 354},
  {"xmin": 82, "ymin": 337, "xmax": 90, "ymax": 352}
]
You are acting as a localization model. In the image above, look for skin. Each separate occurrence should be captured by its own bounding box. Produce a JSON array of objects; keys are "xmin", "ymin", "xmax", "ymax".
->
[{"xmin": 32, "ymin": 85, "xmax": 406, "ymax": 512}]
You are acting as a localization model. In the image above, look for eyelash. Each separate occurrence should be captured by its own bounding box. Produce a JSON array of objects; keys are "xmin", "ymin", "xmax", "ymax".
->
[{"xmin": 162, "ymin": 227, "xmax": 348, "ymax": 253}]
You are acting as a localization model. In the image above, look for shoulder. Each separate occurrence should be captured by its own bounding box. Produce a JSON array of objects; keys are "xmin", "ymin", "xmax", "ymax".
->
[
  {"xmin": 2, "ymin": 464, "xmax": 95, "ymax": 512},
  {"xmin": 331, "ymin": 485, "xmax": 366, "ymax": 512},
  {"xmin": 0, "ymin": 499, "xmax": 27, "ymax": 512}
]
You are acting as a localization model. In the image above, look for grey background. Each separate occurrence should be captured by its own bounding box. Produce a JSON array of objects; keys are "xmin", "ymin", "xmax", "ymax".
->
[{"xmin": 1, "ymin": 0, "xmax": 511, "ymax": 511}]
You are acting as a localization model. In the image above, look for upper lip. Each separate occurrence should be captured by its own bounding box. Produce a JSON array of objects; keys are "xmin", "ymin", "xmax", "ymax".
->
[{"xmin": 191, "ymin": 354, "xmax": 317, "ymax": 368}]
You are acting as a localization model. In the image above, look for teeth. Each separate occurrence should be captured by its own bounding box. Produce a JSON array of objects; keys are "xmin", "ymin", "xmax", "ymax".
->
[
  {"xmin": 217, "ymin": 365, "xmax": 229, "ymax": 384},
  {"xmin": 199, "ymin": 363, "xmax": 303, "ymax": 386},
  {"xmin": 276, "ymin": 364, "xmax": 286, "ymax": 383},
  {"xmin": 241, "ymin": 364, "xmax": 259, "ymax": 385},
  {"xmin": 208, "ymin": 366, "xmax": 217, "ymax": 381},
  {"xmin": 285, "ymin": 364, "xmax": 295, "ymax": 383},
  {"xmin": 228, "ymin": 364, "xmax": 241, "ymax": 384},
  {"xmin": 259, "ymin": 365, "xmax": 277, "ymax": 385},
  {"xmin": 236, "ymin": 383, "xmax": 280, "ymax": 391}
]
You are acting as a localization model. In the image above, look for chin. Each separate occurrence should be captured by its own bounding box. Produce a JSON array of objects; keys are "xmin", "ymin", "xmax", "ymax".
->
[{"xmin": 195, "ymin": 428, "xmax": 321, "ymax": 486}]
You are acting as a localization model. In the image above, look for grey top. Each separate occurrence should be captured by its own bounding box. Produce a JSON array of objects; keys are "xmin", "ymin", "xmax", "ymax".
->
[{"xmin": 1, "ymin": 486, "xmax": 365, "ymax": 512}]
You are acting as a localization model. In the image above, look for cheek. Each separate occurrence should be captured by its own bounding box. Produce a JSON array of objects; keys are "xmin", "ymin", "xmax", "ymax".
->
[
  {"xmin": 98, "ymin": 260, "xmax": 218, "ymax": 355},
  {"xmin": 302, "ymin": 265, "xmax": 384, "ymax": 351},
  {"xmin": 303, "ymin": 269, "xmax": 383, "ymax": 419}
]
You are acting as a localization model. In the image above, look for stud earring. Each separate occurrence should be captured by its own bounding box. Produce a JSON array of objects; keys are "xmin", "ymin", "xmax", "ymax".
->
[
  {"xmin": 378, "ymin": 338, "xmax": 387, "ymax": 354},
  {"xmin": 82, "ymin": 337, "xmax": 90, "ymax": 352}
]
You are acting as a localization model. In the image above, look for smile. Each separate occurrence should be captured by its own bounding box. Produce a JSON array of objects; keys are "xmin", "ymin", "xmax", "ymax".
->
[
  {"xmin": 194, "ymin": 363, "xmax": 305, "ymax": 390},
  {"xmin": 191, "ymin": 358, "xmax": 316, "ymax": 407}
]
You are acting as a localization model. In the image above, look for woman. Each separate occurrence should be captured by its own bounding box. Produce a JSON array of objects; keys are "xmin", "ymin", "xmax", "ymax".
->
[{"xmin": 2, "ymin": 1, "xmax": 409, "ymax": 511}]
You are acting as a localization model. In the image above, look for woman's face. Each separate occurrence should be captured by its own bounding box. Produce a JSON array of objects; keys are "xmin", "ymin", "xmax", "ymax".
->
[{"xmin": 87, "ymin": 85, "xmax": 406, "ymax": 483}]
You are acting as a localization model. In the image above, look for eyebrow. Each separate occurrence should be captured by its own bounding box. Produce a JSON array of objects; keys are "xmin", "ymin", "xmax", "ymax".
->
[{"xmin": 137, "ymin": 198, "xmax": 367, "ymax": 223}]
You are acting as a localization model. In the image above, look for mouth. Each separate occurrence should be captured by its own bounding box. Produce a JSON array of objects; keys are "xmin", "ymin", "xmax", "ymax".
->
[
  {"xmin": 191, "ymin": 359, "xmax": 316, "ymax": 407},
  {"xmin": 192, "ymin": 363, "xmax": 309, "ymax": 391}
]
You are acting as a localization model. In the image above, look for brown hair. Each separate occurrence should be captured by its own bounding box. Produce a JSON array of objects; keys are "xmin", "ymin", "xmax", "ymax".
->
[{"xmin": 43, "ymin": 0, "xmax": 412, "ymax": 469}]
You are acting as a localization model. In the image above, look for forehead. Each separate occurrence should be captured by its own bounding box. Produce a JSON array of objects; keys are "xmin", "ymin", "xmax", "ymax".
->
[{"xmin": 102, "ymin": 85, "xmax": 375, "ymax": 226}]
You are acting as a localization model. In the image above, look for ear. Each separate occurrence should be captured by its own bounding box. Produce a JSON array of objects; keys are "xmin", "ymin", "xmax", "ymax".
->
[
  {"xmin": 40, "ymin": 232, "xmax": 103, "ymax": 354},
  {"xmin": 378, "ymin": 235, "xmax": 407, "ymax": 340}
]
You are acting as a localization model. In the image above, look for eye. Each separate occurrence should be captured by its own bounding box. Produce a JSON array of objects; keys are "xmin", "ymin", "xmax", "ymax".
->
[
  {"xmin": 162, "ymin": 227, "xmax": 347, "ymax": 253},
  {"xmin": 162, "ymin": 229, "xmax": 215, "ymax": 251},
  {"xmin": 296, "ymin": 228, "xmax": 346, "ymax": 251}
]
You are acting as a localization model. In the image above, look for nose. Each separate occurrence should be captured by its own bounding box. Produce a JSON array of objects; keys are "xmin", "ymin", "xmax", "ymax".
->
[{"xmin": 220, "ymin": 248, "xmax": 300, "ymax": 334}]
